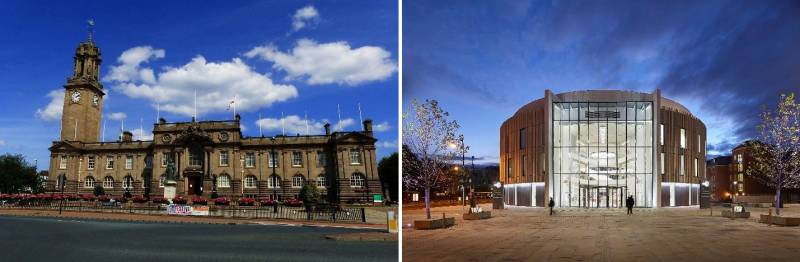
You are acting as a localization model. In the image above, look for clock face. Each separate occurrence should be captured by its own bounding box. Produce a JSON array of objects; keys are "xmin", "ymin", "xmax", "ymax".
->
[
  {"xmin": 161, "ymin": 134, "xmax": 172, "ymax": 143},
  {"xmin": 92, "ymin": 95, "xmax": 99, "ymax": 106},
  {"xmin": 219, "ymin": 131, "xmax": 230, "ymax": 142},
  {"xmin": 71, "ymin": 91, "xmax": 81, "ymax": 103}
]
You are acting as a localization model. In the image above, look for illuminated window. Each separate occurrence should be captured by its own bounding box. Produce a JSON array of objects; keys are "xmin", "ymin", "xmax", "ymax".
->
[
  {"xmin": 507, "ymin": 158, "xmax": 512, "ymax": 179},
  {"xmin": 697, "ymin": 135, "xmax": 701, "ymax": 152},
  {"xmin": 680, "ymin": 129, "xmax": 686, "ymax": 149},
  {"xmin": 680, "ymin": 155, "xmax": 685, "ymax": 176},
  {"xmin": 738, "ymin": 183, "xmax": 744, "ymax": 192},
  {"xmin": 660, "ymin": 153, "xmax": 665, "ymax": 175},
  {"xmin": 659, "ymin": 124, "xmax": 664, "ymax": 145},
  {"xmin": 694, "ymin": 158, "xmax": 698, "ymax": 176},
  {"xmin": 738, "ymin": 173, "xmax": 744, "ymax": 182}
]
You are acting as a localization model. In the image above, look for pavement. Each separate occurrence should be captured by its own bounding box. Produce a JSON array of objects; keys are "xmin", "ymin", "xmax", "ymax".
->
[
  {"xmin": 403, "ymin": 203, "xmax": 800, "ymax": 262},
  {"xmin": 0, "ymin": 215, "xmax": 398, "ymax": 262}
]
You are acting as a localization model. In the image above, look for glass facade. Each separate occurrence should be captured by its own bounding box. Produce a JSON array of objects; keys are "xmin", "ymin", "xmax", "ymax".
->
[{"xmin": 552, "ymin": 102, "xmax": 654, "ymax": 208}]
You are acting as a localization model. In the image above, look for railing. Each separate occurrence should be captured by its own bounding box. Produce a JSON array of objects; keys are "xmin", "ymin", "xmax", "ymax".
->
[{"xmin": 0, "ymin": 200, "xmax": 366, "ymax": 223}]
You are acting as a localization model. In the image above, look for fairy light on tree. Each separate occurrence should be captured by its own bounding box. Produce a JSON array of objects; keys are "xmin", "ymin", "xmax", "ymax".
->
[
  {"xmin": 403, "ymin": 99, "xmax": 461, "ymax": 219},
  {"xmin": 747, "ymin": 93, "xmax": 800, "ymax": 216}
]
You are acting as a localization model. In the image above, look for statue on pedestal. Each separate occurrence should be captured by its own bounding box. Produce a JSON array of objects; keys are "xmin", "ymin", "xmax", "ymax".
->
[{"xmin": 163, "ymin": 162, "xmax": 178, "ymax": 201}]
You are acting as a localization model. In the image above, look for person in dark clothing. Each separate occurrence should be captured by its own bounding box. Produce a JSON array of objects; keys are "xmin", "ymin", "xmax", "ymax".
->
[
  {"xmin": 626, "ymin": 196, "xmax": 634, "ymax": 215},
  {"xmin": 548, "ymin": 198, "xmax": 555, "ymax": 216}
]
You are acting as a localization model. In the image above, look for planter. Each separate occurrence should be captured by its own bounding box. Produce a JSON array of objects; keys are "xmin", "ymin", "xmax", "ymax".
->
[
  {"xmin": 413, "ymin": 217, "xmax": 455, "ymax": 230},
  {"xmin": 759, "ymin": 215, "xmax": 800, "ymax": 226},
  {"xmin": 463, "ymin": 211, "xmax": 492, "ymax": 220},
  {"xmin": 721, "ymin": 210, "xmax": 750, "ymax": 218}
]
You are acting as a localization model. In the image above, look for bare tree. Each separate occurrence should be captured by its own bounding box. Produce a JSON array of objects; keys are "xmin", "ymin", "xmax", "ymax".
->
[
  {"xmin": 747, "ymin": 93, "xmax": 800, "ymax": 215},
  {"xmin": 403, "ymin": 99, "xmax": 460, "ymax": 219}
]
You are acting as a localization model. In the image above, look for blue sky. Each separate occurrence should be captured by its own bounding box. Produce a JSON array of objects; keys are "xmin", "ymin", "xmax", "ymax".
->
[
  {"xmin": 0, "ymin": 1, "xmax": 398, "ymax": 170},
  {"xmin": 403, "ymin": 0, "xmax": 800, "ymax": 164}
]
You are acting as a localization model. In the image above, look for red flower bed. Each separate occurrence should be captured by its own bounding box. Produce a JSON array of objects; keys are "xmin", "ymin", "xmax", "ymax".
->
[
  {"xmin": 36, "ymin": 193, "xmax": 51, "ymax": 200},
  {"xmin": 172, "ymin": 196, "xmax": 187, "ymax": 204},
  {"xmin": 0, "ymin": 194, "xmax": 10, "ymax": 200},
  {"xmin": 66, "ymin": 194, "xmax": 80, "ymax": 201},
  {"xmin": 80, "ymin": 194, "xmax": 95, "ymax": 201},
  {"xmin": 151, "ymin": 196, "xmax": 168, "ymax": 204},
  {"xmin": 238, "ymin": 197, "xmax": 255, "ymax": 206},
  {"xmin": 213, "ymin": 197, "xmax": 230, "ymax": 206},
  {"xmin": 191, "ymin": 196, "xmax": 208, "ymax": 205},
  {"xmin": 258, "ymin": 197, "xmax": 277, "ymax": 206},
  {"xmin": 132, "ymin": 196, "xmax": 148, "ymax": 203},
  {"xmin": 98, "ymin": 195, "xmax": 111, "ymax": 202},
  {"xmin": 113, "ymin": 196, "xmax": 127, "ymax": 203},
  {"xmin": 283, "ymin": 198, "xmax": 303, "ymax": 207}
]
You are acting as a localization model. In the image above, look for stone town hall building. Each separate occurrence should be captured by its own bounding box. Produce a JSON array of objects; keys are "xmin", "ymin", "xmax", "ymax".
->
[{"xmin": 46, "ymin": 33, "xmax": 382, "ymax": 203}]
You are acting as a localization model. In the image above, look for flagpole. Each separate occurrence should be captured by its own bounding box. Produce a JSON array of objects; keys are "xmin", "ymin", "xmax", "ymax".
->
[
  {"xmin": 305, "ymin": 111, "xmax": 309, "ymax": 135},
  {"xmin": 281, "ymin": 112, "xmax": 285, "ymax": 136},
  {"xmin": 233, "ymin": 95, "xmax": 237, "ymax": 118},
  {"xmin": 193, "ymin": 89, "xmax": 197, "ymax": 120},
  {"xmin": 259, "ymin": 112, "xmax": 263, "ymax": 137},
  {"xmin": 139, "ymin": 118, "xmax": 143, "ymax": 140},
  {"xmin": 358, "ymin": 102, "xmax": 363, "ymax": 130},
  {"xmin": 337, "ymin": 104, "xmax": 342, "ymax": 131},
  {"xmin": 102, "ymin": 119, "xmax": 106, "ymax": 142},
  {"xmin": 156, "ymin": 103, "xmax": 160, "ymax": 123}
]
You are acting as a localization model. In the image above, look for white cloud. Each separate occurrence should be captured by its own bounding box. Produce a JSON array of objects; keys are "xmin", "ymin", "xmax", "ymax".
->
[
  {"xmin": 376, "ymin": 140, "xmax": 397, "ymax": 149},
  {"xmin": 130, "ymin": 128, "xmax": 153, "ymax": 141},
  {"xmin": 245, "ymin": 39, "xmax": 396, "ymax": 86},
  {"xmin": 0, "ymin": 140, "xmax": 5, "ymax": 146},
  {"xmin": 239, "ymin": 123, "xmax": 248, "ymax": 132},
  {"xmin": 107, "ymin": 112, "xmax": 127, "ymax": 120},
  {"xmin": 103, "ymin": 46, "xmax": 165, "ymax": 84},
  {"xmin": 35, "ymin": 89, "xmax": 64, "ymax": 122},
  {"xmin": 106, "ymin": 46, "xmax": 298, "ymax": 117},
  {"xmin": 292, "ymin": 5, "xmax": 320, "ymax": 32},
  {"xmin": 373, "ymin": 121, "xmax": 391, "ymax": 132},
  {"xmin": 255, "ymin": 115, "xmax": 356, "ymax": 135}
]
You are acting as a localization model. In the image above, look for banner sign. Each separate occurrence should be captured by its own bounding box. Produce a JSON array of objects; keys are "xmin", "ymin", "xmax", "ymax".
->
[{"xmin": 167, "ymin": 204, "xmax": 209, "ymax": 216}]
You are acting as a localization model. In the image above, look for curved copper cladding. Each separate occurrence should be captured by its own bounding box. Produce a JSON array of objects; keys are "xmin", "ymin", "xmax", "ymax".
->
[{"xmin": 500, "ymin": 89, "xmax": 706, "ymax": 208}]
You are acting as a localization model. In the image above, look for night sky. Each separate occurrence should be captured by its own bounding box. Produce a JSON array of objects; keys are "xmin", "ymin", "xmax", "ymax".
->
[{"xmin": 403, "ymin": 0, "xmax": 800, "ymax": 163}]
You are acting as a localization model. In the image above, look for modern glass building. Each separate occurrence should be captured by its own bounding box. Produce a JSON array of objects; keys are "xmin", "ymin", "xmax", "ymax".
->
[{"xmin": 500, "ymin": 90, "xmax": 706, "ymax": 208}]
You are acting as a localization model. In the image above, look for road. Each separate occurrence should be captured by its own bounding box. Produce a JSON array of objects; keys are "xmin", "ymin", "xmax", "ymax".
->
[{"xmin": 0, "ymin": 216, "xmax": 397, "ymax": 262}]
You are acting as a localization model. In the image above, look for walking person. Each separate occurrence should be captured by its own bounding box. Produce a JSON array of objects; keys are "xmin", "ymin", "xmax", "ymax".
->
[
  {"xmin": 626, "ymin": 196, "xmax": 634, "ymax": 215},
  {"xmin": 548, "ymin": 197, "xmax": 555, "ymax": 216}
]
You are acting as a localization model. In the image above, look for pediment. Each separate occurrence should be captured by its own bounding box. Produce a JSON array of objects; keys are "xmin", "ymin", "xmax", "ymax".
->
[
  {"xmin": 335, "ymin": 132, "xmax": 377, "ymax": 144},
  {"xmin": 48, "ymin": 141, "xmax": 80, "ymax": 151}
]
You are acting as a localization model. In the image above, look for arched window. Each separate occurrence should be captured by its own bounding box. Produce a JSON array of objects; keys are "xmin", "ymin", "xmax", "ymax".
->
[
  {"xmin": 292, "ymin": 175, "xmax": 305, "ymax": 188},
  {"xmin": 123, "ymin": 176, "xmax": 134, "ymax": 189},
  {"xmin": 84, "ymin": 176, "xmax": 95, "ymax": 188},
  {"xmin": 159, "ymin": 175, "xmax": 166, "ymax": 188},
  {"xmin": 350, "ymin": 173, "xmax": 365, "ymax": 188},
  {"xmin": 103, "ymin": 176, "xmax": 114, "ymax": 188},
  {"xmin": 316, "ymin": 175, "xmax": 327, "ymax": 187},
  {"xmin": 245, "ymin": 175, "xmax": 257, "ymax": 188},
  {"xmin": 268, "ymin": 175, "xmax": 281, "ymax": 189},
  {"xmin": 217, "ymin": 174, "xmax": 231, "ymax": 188}
]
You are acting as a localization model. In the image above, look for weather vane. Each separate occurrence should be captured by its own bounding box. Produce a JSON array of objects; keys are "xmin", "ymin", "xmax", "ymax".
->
[{"xmin": 87, "ymin": 19, "xmax": 95, "ymax": 41}]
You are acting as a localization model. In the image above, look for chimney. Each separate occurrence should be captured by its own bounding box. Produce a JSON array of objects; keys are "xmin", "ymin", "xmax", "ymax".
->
[
  {"xmin": 363, "ymin": 119, "xmax": 373, "ymax": 137},
  {"xmin": 324, "ymin": 123, "xmax": 331, "ymax": 135},
  {"xmin": 235, "ymin": 113, "xmax": 241, "ymax": 122},
  {"xmin": 121, "ymin": 131, "xmax": 133, "ymax": 142}
]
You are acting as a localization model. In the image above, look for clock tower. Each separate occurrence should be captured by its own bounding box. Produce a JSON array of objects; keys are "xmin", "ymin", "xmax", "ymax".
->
[{"xmin": 60, "ymin": 25, "xmax": 104, "ymax": 142}]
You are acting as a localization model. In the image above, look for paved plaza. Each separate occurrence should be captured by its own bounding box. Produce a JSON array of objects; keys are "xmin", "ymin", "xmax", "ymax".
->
[{"xmin": 403, "ymin": 203, "xmax": 800, "ymax": 261}]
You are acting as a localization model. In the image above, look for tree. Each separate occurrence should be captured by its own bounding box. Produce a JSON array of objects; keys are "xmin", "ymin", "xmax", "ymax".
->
[
  {"xmin": 403, "ymin": 99, "xmax": 461, "ymax": 219},
  {"xmin": 378, "ymin": 152, "xmax": 398, "ymax": 203},
  {"xmin": 0, "ymin": 154, "xmax": 39, "ymax": 194},
  {"xmin": 93, "ymin": 185, "xmax": 105, "ymax": 196},
  {"xmin": 299, "ymin": 183, "xmax": 321, "ymax": 210},
  {"xmin": 747, "ymin": 93, "xmax": 800, "ymax": 215}
]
